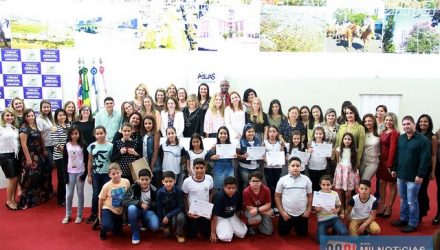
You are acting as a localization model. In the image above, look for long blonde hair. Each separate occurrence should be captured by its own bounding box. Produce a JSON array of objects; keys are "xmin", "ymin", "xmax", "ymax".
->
[
  {"xmin": 209, "ymin": 93, "xmax": 225, "ymax": 117},
  {"xmin": 0, "ymin": 107, "xmax": 18, "ymax": 128},
  {"xmin": 249, "ymin": 97, "xmax": 264, "ymax": 124}
]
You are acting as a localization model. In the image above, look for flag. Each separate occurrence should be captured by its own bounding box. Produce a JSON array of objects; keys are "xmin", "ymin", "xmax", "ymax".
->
[
  {"xmin": 77, "ymin": 67, "xmax": 83, "ymax": 108},
  {"xmin": 81, "ymin": 67, "xmax": 90, "ymax": 107}
]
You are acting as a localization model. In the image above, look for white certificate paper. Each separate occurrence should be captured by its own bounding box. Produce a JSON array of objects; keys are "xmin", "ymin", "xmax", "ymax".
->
[
  {"xmin": 188, "ymin": 199, "xmax": 214, "ymax": 219},
  {"xmin": 246, "ymin": 146, "xmax": 266, "ymax": 160},
  {"xmin": 312, "ymin": 191, "xmax": 336, "ymax": 210},
  {"xmin": 313, "ymin": 143, "xmax": 332, "ymax": 157},
  {"xmin": 266, "ymin": 151, "xmax": 285, "ymax": 166},
  {"xmin": 216, "ymin": 144, "xmax": 236, "ymax": 159},
  {"xmin": 290, "ymin": 150, "xmax": 310, "ymax": 164}
]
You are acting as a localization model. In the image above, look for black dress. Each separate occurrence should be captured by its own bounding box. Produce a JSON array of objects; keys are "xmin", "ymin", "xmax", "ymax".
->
[{"xmin": 183, "ymin": 107, "xmax": 203, "ymax": 137}]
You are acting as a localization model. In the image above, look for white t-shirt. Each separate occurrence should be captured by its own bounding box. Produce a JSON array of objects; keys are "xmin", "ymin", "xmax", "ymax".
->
[
  {"xmin": 181, "ymin": 175, "xmax": 213, "ymax": 208},
  {"xmin": 188, "ymin": 149, "xmax": 207, "ymax": 171},
  {"xmin": 275, "ymin": 173, "xmax": 312, "ymax": 217},
  {"xmin": 308, "ymin": 141, "xmax": 328, "ymax": 171},
  {"xmin": 349, "ymin": 194, "xmax": 378, "ymax": 220},
  {"xmin": 264, "ymin": 139, "xmax": 284, "ymax": 169}
]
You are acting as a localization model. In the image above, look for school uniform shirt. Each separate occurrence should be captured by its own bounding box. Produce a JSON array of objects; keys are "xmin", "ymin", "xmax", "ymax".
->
[
  {"xmin": 182, "ymin": 174, "xmax": 213, "ymax": 208},
  {"xmin": 99, "ymin": 178, "xmax": 130, "ymax": 215},
  {"xmin": 275, "ymin": 173, "xmax": 312, "ymax": 217},
  {"xmin": 212, "ymin": 190, "xmax": 242, "ymax": 219},
  {"xmin": 264, "ymin": 139, "xmax": 284, "ymax": 168},
  {"xmin": 188, "ymin": 150, "xmax": 207, "ymax": 170},
  {"xmin": 348, "ymin": 194, "xmax": 378, "ymax": 220},
  {"xmin": 316, "ymin": 191, "xmax": 341, "ymax": 222},
  {"xmin": 309, "ymin": 141, "xmax": 329, "ymax": 171},
  {"xmin": 160, "ymin": 143, "xmax": 188, "ymax": 174},
  {"xmin": 243, "ymin": 184, "xmax": 271, "ymax": 208},
  {"xmin": 87, "ymin": 142, "xmax": 113, "ymax": 174}
]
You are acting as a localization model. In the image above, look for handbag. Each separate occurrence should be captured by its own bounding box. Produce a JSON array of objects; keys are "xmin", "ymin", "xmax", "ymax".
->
[{"xmin": 129, "ymin": 157, "xmax": 152, "ymax": 182}]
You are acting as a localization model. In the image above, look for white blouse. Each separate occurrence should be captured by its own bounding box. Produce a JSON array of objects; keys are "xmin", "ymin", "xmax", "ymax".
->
[
  {"xmin": 224, "ymin": 107, "xmax": 245, "ymax": 139},
  {"xmin": 0, "ymin": 124, "xmax": 19, "ymax": 155}
]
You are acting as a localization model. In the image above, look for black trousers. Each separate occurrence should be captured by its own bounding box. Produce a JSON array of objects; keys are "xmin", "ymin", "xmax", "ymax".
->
[
  {"xmin": 54, "ymin": 159, "xmax": 65, "ymax": 203},
  {"xmin": 278, "ymin": 214, "xmax": 308, "ymax": 236},
  {"xmin": 418, "ymin": 167, "xmax": 431, "ymax": 219},
  {"xmin": 186, "ymin": 217, "xmax": 210, "ymax": 238}
]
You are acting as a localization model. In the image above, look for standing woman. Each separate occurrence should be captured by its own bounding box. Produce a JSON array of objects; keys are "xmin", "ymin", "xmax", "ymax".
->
[
  {"xmin": 10, "ymin": 97, "xmax": 26, "ymax": 126},
  {"xmin": 166, "ymin": 83, "xmax": 178, "ymax": 99},
  {"xmin": 141, "ymin": 95, "xmax": 161, "ymax": 131},
  {"xmin": 267, "ymin": 99, "xmax": 286, "ymax": 129},
  {"xmin": 203, "ymin": 93, "xmax": 225, "ymax": 138},
  {"xmin": 36, "ymin": 100, "xmax": 55, "ymax": 195},
  {"xmin": 19, "ymin": 109, "xmax": 48, "ymax": 209},
  {"xmin": 376, "ymin": 112, "xmax": 399, "ymax": 218},
  {"xmin": 335, "ymin": 105, "xmax": 365, "ymax": 166},
  {"xmin": 197, "ymin": 83, "xmax": 211, "ymax": 111},
  {"xmin": 279, "ymin": 106, "xmax": 306, "ymax": 143},
  {"xmin": 245, "ymin": 97, "xmax": 269, "ymax": 141},
  {"xmin": 132, "ymin": 84, "xmax": 148, "ymax": 112},
  {"xmin": 242, "ymin": 88, "xmax": 257, "ymax": 112},
  {"xmin": 121, "ymin": 101, "xmax": 134, "ymax": 124},
  {"xmin": 64, "ymin": 101, "xmax": 77, "ymax": 125},
  {"xmin": 154, "ymin": 88, "xmax": 166, "ymax": 112},
  {"xmin": 224, "ymin": 91, "xmax": 245, "ymax": 139},
  {"xmin": 336, "ymin": 101, "xmax": 352, "ymax": 125},
  {"xmin": 51, "ymin": 108, "xmax": 71, "ymax": 206},
  {"xmin": 416, "ymin": 114, "xmax": 437, "ymax": 223},
  {"xmin": 112, "ymin": 112, "xmax": 142, "ymax": 143},
  {"xmin": 182, "ymin": 94, "xmax": 203, "ymax": 137},
  {"xmin": 307, "ymin": 105, "xmax": 324, "ymax": 141},
  {"xmin": 375, "ymin": 105, "xmax": 388, "ymax": 134},
  {"xmin": 160, "ymin": 97, "xmax": 184, "ymax": 138},
  {"xmin": 177, "ymin": 88, "xmax": 188, "ymax": 111},
  {"xmin": 300, "ymin": 106, "xmax": 311, "ymax": 129},
  {"xmin": 323, "ymin": 108, "xmax": 339, "ymax": 146},
  {"xmin": 360, "ymin": 114, "xmax": 380, "ymax": 181},
  {"xmin": 72, "ymin": 105, "xmax": 95, "ymax": 146},
  {"xmin": 0, "ymin": 107, "xmax": 20, "ymax": 210},
  {"xmin": 433, "ymin": 128, "xmax": 440, "ymax": 224}
]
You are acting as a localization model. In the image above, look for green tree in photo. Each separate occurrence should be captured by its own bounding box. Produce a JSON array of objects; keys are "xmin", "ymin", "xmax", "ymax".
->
[
  {"xmin": 383, "ymin": 11, "xmax": 396, "ymax": 53},
  {"xmin": 402, "ymin": 22, "xmax": 440, "ymax": 53}
]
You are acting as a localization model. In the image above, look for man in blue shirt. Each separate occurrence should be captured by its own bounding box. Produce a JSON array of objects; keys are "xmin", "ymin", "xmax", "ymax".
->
[{"xmin": 95, "ymin": 97, "xmax": 122, "ymax": 142}]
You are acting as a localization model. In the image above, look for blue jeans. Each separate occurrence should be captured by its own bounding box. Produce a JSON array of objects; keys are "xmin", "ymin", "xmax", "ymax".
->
[
  {"xmin": 65, "ymin": 172, "xmax": 85, "ymax": 218},
  {"xmin": 317, "ymin": 217, "xmax": 348, "ymax": 243},
  {"xmin": 92, "ymin": 173, "xmax": 110, "ymax": 215},
  {"xmin": 127, "ymin": 205, "xmax": 160, "ymax": 236},
  {"xmin": 213, "ymin": 160, "xmax": 234, "ymax": 190},
  {"xmin": 397, "ymin": 178, "xmax": 421, "ymax": 227},
  {"xmin": 101, "ymin": 209, "xmax": 123, "ymax": 235}
]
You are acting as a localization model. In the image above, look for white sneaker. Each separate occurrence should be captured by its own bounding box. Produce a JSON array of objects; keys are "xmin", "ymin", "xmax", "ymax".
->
[
  {"xmin": 62, "ymin": 216, "xmax": 70, "ymax": 224},
  {"xmin": 141, "ymin": 227, "xmax": 147, "ymax": 232},
  {"xmin": 75, "ymin": 217, "xmax": 82, "ymax": 224}
]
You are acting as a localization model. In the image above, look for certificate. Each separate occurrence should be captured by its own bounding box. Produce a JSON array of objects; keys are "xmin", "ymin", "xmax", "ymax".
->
[
  {"xmin": 246, "ymin": 146, "xmax": 266, "ymax": 160},
  {"xmin": 188, "ymin": 199, "xmax": 214, "ymax": 219},
  {"xmin": 216, "ymin": 144, "xmax": 236, "ymax": 159},
  {"xmin": 290, "ymin": 150, "xmax": 310, "ymax": 164},
  {"xmin": 312, "ymin": 191, "xmax": 336, "ymax": 210},
  {"xmin": 312, "ymin": 143, "xmax": 332, "ymax": 158},
  {"xmin": 266, "ymin": 151, "xmax": 285, "ymax": 166}
]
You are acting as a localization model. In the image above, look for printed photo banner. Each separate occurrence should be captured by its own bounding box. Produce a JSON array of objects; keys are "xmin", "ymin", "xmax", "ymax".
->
[{"xmin": 0, "ymin": 48, "xmax": 63, "ymax": 112}]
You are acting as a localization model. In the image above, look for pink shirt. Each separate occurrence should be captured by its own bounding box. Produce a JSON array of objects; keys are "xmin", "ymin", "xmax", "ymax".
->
[{"xmin": 203, "ymin": 109, "xmax": 225, "ymax": 135}]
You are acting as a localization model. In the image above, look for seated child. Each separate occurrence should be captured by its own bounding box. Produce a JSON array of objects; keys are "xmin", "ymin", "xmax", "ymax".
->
[
  {"xmin": 210, "ymin": 176, "xmax": 247, "ymax": 243},
  {"xmin": 98, "ymin": 163, "xmax": 130, "ymax": 240},
  {"xmin": 314, "ymin": 175, "xmax": 348, "ymax": 243},
  {"xmin": 122, "ymin": 169, "xmax": 159, "ymax": 244},
  {"xmin": 275, "ymin": 157, "xmax": 312, "ymax": 237},
  {"xmin": 346, "ymin": 180, "xmax": 381, "ymax": 236},
  {"xmin": 243, "ymin": 171, "xmax": 273, "ymax": 235},
  {"xmin": 156, "ymin": 171, "xmax": 186, "ymax": 243}
]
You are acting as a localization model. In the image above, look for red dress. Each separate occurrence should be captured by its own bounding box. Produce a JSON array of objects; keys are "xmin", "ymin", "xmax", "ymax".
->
[{"xmin": 377, "ymin": 129, "xmax": 400, "ymax": 182}]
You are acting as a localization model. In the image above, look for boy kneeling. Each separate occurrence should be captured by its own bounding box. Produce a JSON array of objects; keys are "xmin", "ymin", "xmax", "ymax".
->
[
  {"xmin": 122, "ymin": 169, "xmax": 159, "ymax": 244},
  {"xmin": 211, "ymin": 176, "xmax": 247, "ymax": 242}
]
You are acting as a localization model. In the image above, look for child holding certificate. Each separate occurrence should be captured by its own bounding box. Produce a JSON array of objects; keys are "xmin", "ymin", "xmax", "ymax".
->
[
  {"xmin": 307, "ymin": 126, "xmax": 330, "ymax": 191},
  {"xmin": 346, "ymin": 180, "xmax": 380, "ymax": 236},
  {"xmin": 159, "ymin": 127, "xmax": 188, "ymax": 187},
  {"xmin": 156, "ymin": 171, "xmax": 186, "ymax": 243},
  {"xmin": 182, "ymin": 158, "xmax": 214, "ymax": 239},
  {"xmin": 314, "ymin": 175, "xmax": 348, "ymax": 243},
  {"xmin": 210, "ymin": 176, "xmax": 247, "ymax": 243},
  {"xmin": 288, "ymin": 130, "xmax": 307, "ymax": 174},
  {"xmin": 237, "ymin": 124, "xmax": 263, "ymax": 192}
]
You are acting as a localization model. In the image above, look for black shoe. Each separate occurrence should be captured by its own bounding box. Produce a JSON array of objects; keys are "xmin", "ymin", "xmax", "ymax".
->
[
  {"xmin": 99, "ymin": 231, "xmax": 107, "ymax": 240},
  {"xmin": 58, "ymin": 201, "xmax": 66, "ymax": 207},
  {"xmin": 433, "ymin": 214, "xmax": 440, "ymax": 225},
  {"xmin": 86, "ymin": 214, "xmax": 98, "ymax": 224},
  {"xmin": 391, "ymin": 220, "xmax": 408, "ymax": 227},
  {"xmin": 400, "ymin": 225, "xmax": 417, "ymax": 233}
]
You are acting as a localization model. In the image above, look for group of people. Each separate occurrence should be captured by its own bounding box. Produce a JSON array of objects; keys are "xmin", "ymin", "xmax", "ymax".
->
[{"xmin": 0, "ymin": 80, "xmax": 438, "ymax": 245}]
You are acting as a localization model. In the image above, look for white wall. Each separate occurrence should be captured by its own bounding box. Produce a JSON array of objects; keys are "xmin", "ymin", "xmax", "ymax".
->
[{"xmin": 60, "ymin": 49, "xmax": 440, "ymax": 131}]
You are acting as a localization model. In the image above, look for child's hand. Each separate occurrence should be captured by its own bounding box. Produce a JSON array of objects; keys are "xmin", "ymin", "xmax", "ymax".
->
[
  {"xmin": 315, "ymin": 207, "xmax": 322, "ymax": 212},
  {"xmin": 308, "ymin": 148, "xmax": 314, "ymax": 154},
  {"xmin": 187, "ymin": 212, "xmax": 199, "ymax": 219},
  {"xmin": 244, "ymin": 153, "xmax": 249, "ymax": 159},
  {"xmin": 281, "ymin": 210, "xmax": 291, "ymax": 221},
  {"xmin": 357, "ymin": 224, "xmax": 367, "ymax": 234},
  {"xmin": 211, "ymin": 154, "xmax": 220, "ymax": 160},
  {"xmin": 249, "ymin": 207, "xmax": 258, "ymax": 216},
  {"xmin": 302, "ymin": 210, "xmax": 311, "ymax": 218},
  {"xmin": 87, "ymin": 175, "xmax": 92, "ymax": 184},
  {"xmin": 141, "ymin": 202, "xmax": 148, "ymax": 210},
  {"xmin": 127, "ymin": 148, "xmax": 138, "ymax": 156},
  {"xmin": 120, "ymin": 147, "xmax": 127, "ymax": 154},
  {"xmin": 210, "ymin": 233, "xmax": 218, "ymax": 243},
  {"xmin": 162, "ymin": 217, "xmax": 169, "ymax": 225}
]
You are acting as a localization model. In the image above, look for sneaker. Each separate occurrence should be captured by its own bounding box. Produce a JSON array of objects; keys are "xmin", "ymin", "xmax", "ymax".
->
[
  {"xmin": 62, "ymin": 216, "xmax": 70, "ymax": 224},
  {"xmin": 99, "ymin": 231, "xmax": 107, "ymax": 240},
  {"xmin": 247, "ymin": 227, "xmax": 256, "ymax": 236},
  {"xmin": 86, "ymin": 214, "xmax": 98, "ymax": 224},
  {"xmin": 391, "ymin": 220, "xmax": 408, "ymax": 227},
  {"xmin": 176, "ymin": 235, "xmax": 186, "ymax": 243},
  {"xmin": 400, "ymin": 225, "xmax": 417, "ymax": 233},
  {"xmin": 75, "ymin": 217, "xmax": 82, "ymax": 224},
  {"xmin": 132, "ymin": 231, "xmax": 140, "ymax": 244}
]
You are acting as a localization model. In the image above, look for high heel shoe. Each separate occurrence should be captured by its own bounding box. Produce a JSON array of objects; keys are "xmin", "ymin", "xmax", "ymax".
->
[
  {"xmin": 5, "ymin": 202, "xmax": 18, "ymax": 211},
  {"xmin": 377, "ymin": 206, "xmax": 387, "ymax": 217},
  {"xmin": 382, "ymin": 207, "xmax": 392, "ymax": 218},
  {"xmin": 432, "ymin": 214, "xmax": 440, "ymax": 225}
]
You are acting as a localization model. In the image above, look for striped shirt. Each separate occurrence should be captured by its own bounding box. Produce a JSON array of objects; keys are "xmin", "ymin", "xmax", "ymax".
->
[{"xmin": 50, "ymin": 124, "xmax": 70, "ymax": 160}]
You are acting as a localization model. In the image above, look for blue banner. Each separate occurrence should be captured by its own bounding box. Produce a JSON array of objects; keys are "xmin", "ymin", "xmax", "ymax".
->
[
  {"xmin": 42, "ymin": 75, "xmax": 61, "ymax": 87},
  {"xmin": 23, "ymin": 87, "xmax": 42, "ymax": 99},
  {"xmin": 1, "ymin": 49, "xmax": 21, "ymax": 61},
  {"xmin": 48, "ymin": 99, "xmax": 62, "ymax": 109},
  {"xmin": 3, "ymin": 74, "xmax": 23, "ymax": 86},
  {"xmin": 0, "ymin": 87, "xmax": 3, "ymax": 99},
  {"xmin": 22, "ymin": 62, "xmax": 41, "ymax": 74},
  {"xmin": 40, "ymin": 50, "xmax": 60, "ymax": 62},
  {"xmin": 320, "ymin": 236, "xmax": 433, "ymax": 250}
]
